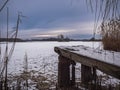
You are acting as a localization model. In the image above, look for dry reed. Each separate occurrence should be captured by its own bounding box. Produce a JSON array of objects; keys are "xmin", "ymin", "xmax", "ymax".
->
[
  {"xmin": 87, "ymin": 0, "xmax": 120, "ymax": 52},
  {"xmin": 101, "ymin": 18, "xmax": 120, "ymax": 51}
]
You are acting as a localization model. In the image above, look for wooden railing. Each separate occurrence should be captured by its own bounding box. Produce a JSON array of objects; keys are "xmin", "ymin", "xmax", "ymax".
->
[{"xmin": 54, "ymin": 45, "xmax": 120, "ymax": 89}]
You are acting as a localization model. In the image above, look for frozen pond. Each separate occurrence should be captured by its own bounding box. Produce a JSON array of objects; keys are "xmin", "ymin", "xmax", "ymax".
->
[
  {"xmin": 1, "ymin": 41, "xmax": 101, "ymax": 75},
  {"xmin": 1, "ymin": 41, "xmax": 120, "ymax": 89}
]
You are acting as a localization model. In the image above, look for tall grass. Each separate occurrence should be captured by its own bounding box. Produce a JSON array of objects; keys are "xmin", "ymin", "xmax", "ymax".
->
[
  {"xmin": 87, "ymin": 0, "xmax": 120, "ymax": 51},
  {"xmin": 101, "ymin": 18, "xmax": 120, "ymax": 51}
]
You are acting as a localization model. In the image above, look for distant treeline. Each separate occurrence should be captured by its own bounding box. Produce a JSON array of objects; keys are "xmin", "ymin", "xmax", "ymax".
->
[
  {"xmin": 0, "ymin": 38, "xmax": 101, "ymax": 42},
  {"xmin": 0, "ymin": 38, "xmax": 24, "ymax": 42}
]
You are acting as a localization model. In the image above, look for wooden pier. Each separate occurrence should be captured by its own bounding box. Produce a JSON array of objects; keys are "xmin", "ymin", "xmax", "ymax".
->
[{"xmin": 54, "ymin": 45, "xmax": 120, "ymax": 89}]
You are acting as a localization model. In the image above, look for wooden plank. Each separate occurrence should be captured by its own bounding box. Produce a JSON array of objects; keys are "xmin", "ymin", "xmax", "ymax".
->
[{"xmin": 55, "ymin": 47, "xmax": 120, "ymax": 79}]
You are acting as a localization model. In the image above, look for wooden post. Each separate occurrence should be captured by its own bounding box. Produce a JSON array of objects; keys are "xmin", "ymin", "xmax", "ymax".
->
[
  {"xmin": 92, "ymin": 67, "xmax": 97, "ymax": 84},
  {"xmin": 69, "ymin": 60, "xmax": 76, "ymax": 86},
  {"xmin": 0, "ymin": 81, "xmax": 3, "ymax": 90},
  {"xmin": 81, "ymin": 64, "xmax": 92, "ymax": 85},
  {"xmin": 71, "ymin": 64, "xmax": 75, "ymax": 86},
  {"xmin": 58, "ymin": 56, "xmax": 71, "ymax": 88}
]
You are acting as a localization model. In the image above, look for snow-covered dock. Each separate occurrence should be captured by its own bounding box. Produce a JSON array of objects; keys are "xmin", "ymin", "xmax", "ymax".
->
[{"xmin": 54, "ymin": 45, "xmax": 120, "ymax": 89}]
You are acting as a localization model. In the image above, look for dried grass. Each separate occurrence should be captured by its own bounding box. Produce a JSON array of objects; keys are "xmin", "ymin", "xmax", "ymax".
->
[
  {"xmin": 101, "ymin": 18, "xmax": 120, "ymax": 51},
  {"xmin": 87, "ymin": 0, "xmax": 120, "ymax": 52}
]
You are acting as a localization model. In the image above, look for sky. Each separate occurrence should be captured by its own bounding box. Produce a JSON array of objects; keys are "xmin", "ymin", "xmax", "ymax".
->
[{"xmin": 0, "ymin": 0, "xmax": 100, "ymax": 39}]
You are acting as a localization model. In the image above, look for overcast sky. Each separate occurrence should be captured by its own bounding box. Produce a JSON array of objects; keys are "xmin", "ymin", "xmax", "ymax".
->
[{"xmin": 0, "ymin": 0, "xmax": 99, "ymax": 39}]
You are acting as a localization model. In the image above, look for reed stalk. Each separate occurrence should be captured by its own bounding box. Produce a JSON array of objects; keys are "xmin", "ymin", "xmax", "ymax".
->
[{"xmin": 101, "ymin": 18, "xmax": 120, "ymax": 51}]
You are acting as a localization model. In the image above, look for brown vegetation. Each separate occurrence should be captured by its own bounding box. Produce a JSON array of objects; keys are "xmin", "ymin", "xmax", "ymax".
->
[
  {"xmin": 101, "ymin": 18, "xmax": 120, "ymax": 51},
  {"xmin": 87, "ymin": 0, "xmax": 120, "ymax": 52}
]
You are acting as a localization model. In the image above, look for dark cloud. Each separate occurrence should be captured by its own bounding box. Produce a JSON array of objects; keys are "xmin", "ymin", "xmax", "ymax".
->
[{"xmin": 0, "ymin": 0, "xmax": 97, "ymax": 39}]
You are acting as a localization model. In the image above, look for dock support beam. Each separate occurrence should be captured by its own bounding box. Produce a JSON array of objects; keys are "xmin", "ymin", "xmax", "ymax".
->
[
  {"xmin": 81, "ymin": 64, "xmax": 92, "ymax": 85},
  {"xmin": 58, "ymin": 56, "xmax": 70, "ymax": 87},
  {"xmin": 93, "ymin": 67, "xmax": 97, "ymax": 84},
  {"xmin": 71, "ymin": 64, "xmax": 75, "ymax": 86},
  {"xmin": 58, "ymin": 55, "xmax": 76, "ymax": 88},
  {"xmin": 0, "ymin": 81, "xmax": 3, "ymax": 90},
  {"xmin": 81, "ymin": 64, "xmax": 97, "ymax": 86}
]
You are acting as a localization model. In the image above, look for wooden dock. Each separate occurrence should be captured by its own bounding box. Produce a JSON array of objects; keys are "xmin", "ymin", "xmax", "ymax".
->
[{"xmin": 54, "ymin": 45, "xmax": 120, "ymax": 89}]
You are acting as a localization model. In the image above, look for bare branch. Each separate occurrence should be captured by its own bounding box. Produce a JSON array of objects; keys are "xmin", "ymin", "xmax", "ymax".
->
[{"xmin": 0, "ymin": 0, "xmax": 9, "ymax": 13}]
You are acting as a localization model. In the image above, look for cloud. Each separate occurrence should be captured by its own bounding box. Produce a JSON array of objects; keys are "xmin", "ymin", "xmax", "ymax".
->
[
  {"xmin": 6, "ymin": 0, "xmax": 94, "ymax": 28},
  {"xmin": 17, "ymin": 28, "xmax": 75, "ymax": 39},
  {"xmin": 33, "ymin": 34, "xmax": 58, "ymax": 38},
  {"xmin": 0, "ymin": 0, "xmax": 99, "ymax": 39},
  {"xmin": 17, "ymin": 21, "xmax": 101, "ymax": 39}
]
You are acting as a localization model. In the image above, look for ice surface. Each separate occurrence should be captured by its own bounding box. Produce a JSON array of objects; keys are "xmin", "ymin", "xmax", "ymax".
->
[
  {"xmin": 1, "ymin": 41, "xmax": 119, "ymax": 89},
  {"xmin": 1, "ymin": 41, "xmax": 101, "ymax": 75}
]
